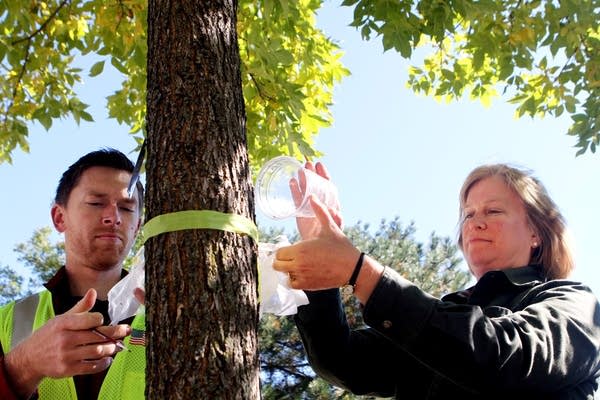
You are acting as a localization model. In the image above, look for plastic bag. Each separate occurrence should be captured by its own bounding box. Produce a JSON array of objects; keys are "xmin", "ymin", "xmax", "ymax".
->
[
  {"xmin": 108, "ymin": 237, "xmax": 308, "ymax": 322},
  {"xmin": 259, "ymin": 235, "xmax": 309, "ymax": 317},
  {"xmin": 108, "ymin": 247, "xmax": 144, "ymax": 325}
]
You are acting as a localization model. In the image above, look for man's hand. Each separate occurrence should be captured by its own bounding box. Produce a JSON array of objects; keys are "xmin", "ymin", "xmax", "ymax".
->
[
  {"xmin": 134, "ymin": 287, "xmax": 145, "ymax": 305},
  {"xmin": 4, "ymin": 288, "xmax": 130, "ymax": 398}
]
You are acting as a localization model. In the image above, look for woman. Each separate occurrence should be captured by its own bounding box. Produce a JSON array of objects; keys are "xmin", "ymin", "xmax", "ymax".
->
[{"xmin": 273, "ymin": 163, "xmax": 600, "ymax": 399}]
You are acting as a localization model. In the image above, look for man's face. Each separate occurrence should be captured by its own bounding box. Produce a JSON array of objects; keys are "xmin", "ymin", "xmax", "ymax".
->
[{"xmin": 51, "ymin": 166, "xmax": 141, "ymax": 271}]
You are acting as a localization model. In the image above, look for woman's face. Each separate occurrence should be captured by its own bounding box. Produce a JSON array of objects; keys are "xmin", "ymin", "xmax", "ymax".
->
[{"xmin": 461, "ymin": 176, "xmax": 538, "ymax": 280}]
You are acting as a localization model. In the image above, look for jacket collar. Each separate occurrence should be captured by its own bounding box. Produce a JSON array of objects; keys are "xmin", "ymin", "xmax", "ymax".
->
[
  {"xmin": 443, "ymin": 265, "xmax": 545, "ymax": 304},
  {"xmin": 495, "ymin": 264, "xmax": 546, "ymax": 286}
]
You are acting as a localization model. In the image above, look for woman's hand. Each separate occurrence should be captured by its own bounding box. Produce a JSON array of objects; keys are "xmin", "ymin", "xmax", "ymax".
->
[
  {"xmin": 274, "ymin": 195, "xmax": 359, "ymax": 290},
  {"xmin": 292, "ymin": 161, "xmax": 342, "ymax": 240}
]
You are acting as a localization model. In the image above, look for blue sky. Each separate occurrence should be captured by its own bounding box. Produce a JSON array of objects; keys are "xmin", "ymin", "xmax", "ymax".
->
[{"xmin": 1, "ymin": 3, "xmax": 598, "ymax": 295}]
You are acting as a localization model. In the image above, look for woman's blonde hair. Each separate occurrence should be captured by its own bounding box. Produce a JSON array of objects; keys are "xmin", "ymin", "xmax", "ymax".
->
[{"xmin": 457, "ymin": 164, "xmax": 574, "ymax": 280}]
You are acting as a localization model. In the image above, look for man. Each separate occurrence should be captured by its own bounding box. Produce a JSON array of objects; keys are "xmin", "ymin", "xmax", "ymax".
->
[{"xmin": 0, "ymin": 148, "xmax": 145, "ymax": 399}]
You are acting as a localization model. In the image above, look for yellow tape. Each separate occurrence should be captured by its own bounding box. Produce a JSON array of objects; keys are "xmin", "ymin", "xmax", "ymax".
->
[{"xmin": 141, "ymin": 210, "xmax": 259, "ymax": 243}]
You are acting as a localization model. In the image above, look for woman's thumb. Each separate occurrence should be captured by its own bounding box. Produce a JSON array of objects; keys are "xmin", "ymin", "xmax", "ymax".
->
[
  {"xmin": 66, "ymin": 288, "xmax": 97, "ymax": 314},
  {"xmin": 309, "ymin": 195, "xmax": 339, "ymax": 234}
]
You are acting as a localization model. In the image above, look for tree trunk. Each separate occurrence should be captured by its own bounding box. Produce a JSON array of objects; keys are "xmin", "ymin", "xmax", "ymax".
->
[{"xmin": 145, "ymin": 1, "xmax": 259, "ymax": 398}]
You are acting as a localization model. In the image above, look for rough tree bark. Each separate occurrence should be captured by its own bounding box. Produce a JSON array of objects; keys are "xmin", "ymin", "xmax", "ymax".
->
[{"xmin": 145, "ymin": 1, "xmax": 259, "ymax": 398}]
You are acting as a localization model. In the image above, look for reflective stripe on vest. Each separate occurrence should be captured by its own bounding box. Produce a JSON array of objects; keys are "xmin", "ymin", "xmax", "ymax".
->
[
  {"xmin": 0, "ymin": 291, "xmax": 145, "ymax": 400},
  {"xmin": 0, "ymin": 290, "xmax": 77, "ymax": 400},
  {"xmin": 12, "ymin": 293, "xmax": 40, "ymax": 350}
]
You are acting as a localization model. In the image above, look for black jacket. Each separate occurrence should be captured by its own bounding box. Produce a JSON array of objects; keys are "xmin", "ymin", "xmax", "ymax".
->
[{"xmin": 295, "ymin": 265, "xmax": 600, "ymax": 399}]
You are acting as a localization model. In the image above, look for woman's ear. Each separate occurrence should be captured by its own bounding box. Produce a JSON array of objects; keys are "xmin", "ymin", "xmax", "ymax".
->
[{"xmin": 531, "ymin": 233, "xmax": 540, "ymax": 249}]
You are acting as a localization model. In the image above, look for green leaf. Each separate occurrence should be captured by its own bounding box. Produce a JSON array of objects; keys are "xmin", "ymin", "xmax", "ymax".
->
[
  {"xmin": 110, "ymin": 58, "xmax": 128, "ymax": 74},
  {"xmin": 80, "ymin": 110, "xmax": 94, "ymax": 122},
  {"xmin": 89, "ymin": 60, "xmax": 105, "ymax": 77},
  {"xmin": 36, "ymin": 113, "xmax": 53, "ymax": 131},
  {"xmin": 565, "ymin": 96, "xmax": 576, "ymax": 113},
  {"xmin": 0, "ymin": 42, "xmax": 6, "ymax": 62}
]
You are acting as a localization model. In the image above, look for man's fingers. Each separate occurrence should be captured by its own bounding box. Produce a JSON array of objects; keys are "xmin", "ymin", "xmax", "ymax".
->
[
  {"xmin": 65, "ymin": 288, "xmax": 97, "ymax": 315},
  {"xmin": 134, "ymin": 287, "xmax": 146, "ymax": 305},
  {"xmin": 40, "ymin": 335, "xmax": 117, "ymax": 378},
  {"xmin": 65, "ymin": 351, "xmax": 113, "ymax": 376},
  {"xmin": 45, "ymin": 356, "xmax": 112, "ymax": 379},
  {"xmin": 93, "ymin": 324, "xmax": 131, "ymax": 341},
  {"xmin": 58, "ymin": 288, "xmax": 104, "ymax": 330},
  {"xmin": 79, "ymin": 357, "xmax": 113, "ymax": 374}
]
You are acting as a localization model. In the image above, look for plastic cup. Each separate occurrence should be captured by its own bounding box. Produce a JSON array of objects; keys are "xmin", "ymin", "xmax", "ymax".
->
[{"xmin": 255, "ymin": 156, "xmax": 339, "ymax": 220}]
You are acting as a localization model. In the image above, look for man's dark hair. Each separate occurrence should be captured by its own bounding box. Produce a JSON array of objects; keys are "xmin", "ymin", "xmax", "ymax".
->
[{"xmin": 54, "ymin": 148, "xmax": 144, "ymax": 209}]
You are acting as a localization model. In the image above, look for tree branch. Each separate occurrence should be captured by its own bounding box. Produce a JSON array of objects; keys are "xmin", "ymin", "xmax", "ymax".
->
[
  {"xmin": 5, "ymin": 0, "xmax": 71, "ymax": 122},
  {"xmin": 249, "ymin": 73, "xmax": 276, "ymax": 102},
  {"xmin": 11, "ymin": 0, "xmax": 71, "ymax": 46}
]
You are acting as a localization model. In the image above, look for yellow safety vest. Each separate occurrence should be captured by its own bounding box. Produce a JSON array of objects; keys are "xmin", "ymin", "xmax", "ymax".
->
[{"xmin": 0, "ymin": 290, "xmax": 145, "ymax": 400}]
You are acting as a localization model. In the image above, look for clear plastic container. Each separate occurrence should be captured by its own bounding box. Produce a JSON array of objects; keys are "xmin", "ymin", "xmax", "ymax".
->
[{"xmin": 255, "ymin": 156, "xmax": 338, "ymax": 220}]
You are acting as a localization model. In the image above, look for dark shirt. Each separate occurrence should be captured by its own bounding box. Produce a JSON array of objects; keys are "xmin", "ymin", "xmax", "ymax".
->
[
  {"xmin": 295, "ymin": 265, "xmax": 600, "ymax": 399},
  {"xmin": 0, "ymin": 267, "xmax": 131, "ymax": 400}
]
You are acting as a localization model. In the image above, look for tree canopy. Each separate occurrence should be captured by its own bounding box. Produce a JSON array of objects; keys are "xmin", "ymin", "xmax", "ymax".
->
[
  {"xmin": 0, "ymin": 0, "xmax": 347, "ymax": 165},
  {"xmin": 1, "ymin": 0, "xmax": 598, "ymax": 164},
  {"xmin": 352, "ymin": 0, "xmax": 599, "ymax": 155}
]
